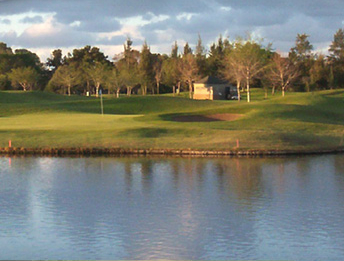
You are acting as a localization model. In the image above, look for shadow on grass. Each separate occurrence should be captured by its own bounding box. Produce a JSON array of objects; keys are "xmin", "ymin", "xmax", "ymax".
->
[
  {"xmin": 277, "ymin": 132, "xmax": 341, "ymax": 148},
  {"xmin": 268, "ymin": 96, "xmax": 344, "ymax": 126},
  {"xmin": 118, "ymin": 127, "xmax": 190, "ymax": 138}
]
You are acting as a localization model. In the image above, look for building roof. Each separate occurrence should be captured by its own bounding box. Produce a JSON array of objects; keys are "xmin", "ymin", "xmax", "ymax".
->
[{"xmin": 196, "ymin": 76, "xmax": 229, "ymax": 85}]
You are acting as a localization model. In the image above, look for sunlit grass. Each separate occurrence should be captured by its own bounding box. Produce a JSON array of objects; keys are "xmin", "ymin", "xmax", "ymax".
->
[{"xmin": 0, "ymin": 89, "xmax": 343, "ymax": 150}]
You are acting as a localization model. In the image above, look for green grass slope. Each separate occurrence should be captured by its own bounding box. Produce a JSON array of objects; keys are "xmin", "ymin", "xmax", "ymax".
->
[{"xmin": 0, "ymin": 89, "xmax": 343, "ymax": 151}]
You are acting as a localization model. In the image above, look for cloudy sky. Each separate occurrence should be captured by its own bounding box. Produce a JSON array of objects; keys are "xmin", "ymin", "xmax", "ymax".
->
[{"xmin": 0, "ymin": 0, "xmax": 343, "ymax": 61}]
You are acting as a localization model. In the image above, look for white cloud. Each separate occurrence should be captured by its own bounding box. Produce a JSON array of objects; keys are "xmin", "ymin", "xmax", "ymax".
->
[
  {"xmin": 176, "ymin": 13, "xmax": 198, "ymax": 21},
  {"xmin": 220, "ymin": 6, "xmax": 231, "ymax": 11}
]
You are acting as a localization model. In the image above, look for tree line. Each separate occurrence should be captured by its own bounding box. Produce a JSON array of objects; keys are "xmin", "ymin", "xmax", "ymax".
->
[{"xmin": 1, "ymin": 29, "xmax": 344, "ymax": 101}]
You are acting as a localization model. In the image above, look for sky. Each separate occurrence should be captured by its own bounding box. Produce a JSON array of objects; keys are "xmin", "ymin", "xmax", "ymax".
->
[{"xmin": 0, "ymin": 0, "xmax": 343, "ymax": 61}]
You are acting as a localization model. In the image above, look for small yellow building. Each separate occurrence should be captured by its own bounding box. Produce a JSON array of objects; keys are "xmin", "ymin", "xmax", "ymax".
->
[{"xmin": 193, "ymin": 76, "xmax": 237, "ymax": 100}]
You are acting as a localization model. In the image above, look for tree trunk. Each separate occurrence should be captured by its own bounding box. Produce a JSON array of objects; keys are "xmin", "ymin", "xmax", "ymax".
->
[
  {"xmin": 173, "ymin": 85, "xmax": 175, "ymax": 96},
  {"xmin": 87, "ymin": 80, "xmax": 90, "ymax": 93},
  {"xmin": 96, "ymin": 83, "xmax": 100, "ymax": 98},
  {"xmin": 246, "ymin": 74, "xmax": 250, "ymax": 103},
  {"xmin": 177, "ymin": 82, "xmax": 180, "ymax": 94},
  {"xmin": 68, "ymin": 84, "xmax": 71, "ymax": 96},
  {"xmin": 236, "ymin": 80, "xmax": 241, "ymax": 102},
  {"xmin": 116, "ymin": 89, "xmax": 120, "ymax": 98},
  {"xmin": 272, "ymin": 86, "xmax": 275, "ymax": 95},
  {"xmin": 282, "ymin": 86, "xmax": 285, "ymax": 97},
  {"xmin": 157, "ymin": 82, "xmax": 160, "ymax": 95},
  {"xmin": 127, "ymin": 86, "xmax": 132, "ymax": 96},
  {"xmin": 189, "ymin": 81, "xmax": 193, "ymax": 99}
]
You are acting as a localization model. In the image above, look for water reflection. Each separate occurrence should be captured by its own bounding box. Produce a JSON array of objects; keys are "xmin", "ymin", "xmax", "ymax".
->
[{"xmin": 0, "ymin": 155, "xmax": 344, "ymax": 260}]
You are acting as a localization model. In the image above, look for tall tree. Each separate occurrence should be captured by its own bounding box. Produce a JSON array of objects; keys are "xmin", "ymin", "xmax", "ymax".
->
[
  {"xmin": 289, "ymin": 33, "xmax": 314, "ymax": 91},
  {"xmin": 207, "ymin": 35, "xmax": 231, "ymax": 77},
  {"xmin": 46, "ymin": 49, "xmax": 63, "ymax": 71},
  {"xmin": 195, "ymin": 34, "xmax": 207, "ymax": 77},
  {"xmin": 171, "ymin": 41, "xmax": 179, "ymax": 59},
  {"xmin": 290, "ymin": 33, "xmax": 313, "ymax": 61},
  {"xmin": 7, "ymin": 67, "xmax": 39, "ymax": 91},
  {"xmin": 328, "ymin": 29, "xmax": 344, "ymax": 88},
  {"xmin": 329, "ymin": 29, "xmax": 344, "ymax": 60},
  {"xmin": 139, "ymin": 41, "xmax": 153, "ymax": 95},
  {"xmin": 183, "ymin": 42, "xmax": 192, "ymax": 56}
]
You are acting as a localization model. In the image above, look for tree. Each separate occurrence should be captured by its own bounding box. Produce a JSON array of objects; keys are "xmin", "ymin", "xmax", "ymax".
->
[
  {"xmin": 46, "ymin": 49, "xmax": 63, "ymax": 71},
  {"xmin": 171, "ymin": 41, "xmax": 179, "ymax": 59},
  {"xmin": 119, "ymin": 66, "xmax": 139, "ymax": 96},
  {"xmin": 195, "ymin": 34, "xmax": 207, "ymax": 77},
  {"xmin": 106, "ymin": 68, "xmax": 122, "ymax": 98},
  {"xmin": 0, "ymin": 42, "xmax": 13, "ymax": 55},
  {"xmin": 7, "ymin": 67, "xmax": 39, "ymax": 91},
  {"xmin": 328, "ymin": 29, "xmax": 344, "ymax": 88},
  {"xmin": 266, "ymin": 53, "xmax": 299, "ymax": 96},
  {"xmin": 85, "ymin": 62, "xmax": 110, "ymax": 97},
  {"xmin": 309, "ymin": 55, "xmax": 329, "ymax": 90},
  {"xmin": 207, "ymin": 35, "xmax": 232, "ymax": 77},
  {"xmin": 152, "ymin": 55, "xmax": 163, "ymax": 95},
  {"xmin": 14, "ymin": 49, "xmax": 42, "ymax": 69},
  {"xmin": 161, "ymin": 43, "xmax": 182, "ymax": 94},
  {"xmin": 139, "ymin": 41, "xmax": 154, "ymax": 95},
  {"xmin": 183, "ymin": 42, "xmax": 192, "ymax": 56},
  {"xmin": 289, "ymin": 34, "xmax": 314, "ymax": 91},
  {"xmin": 290, "ymin": 33, "xmax": 313, "ymax": 62},
  {"xmin": 222, "ymin": 44, "xmax": 244, "ymax": 101},
  {"xmin": 179, "ymin": 53, "xmax": 199, "ymax": 99},
  {"xmin": 0, "ymin": 74, "xmax": 10, "ymax": 90},
  {"xmin": 123, "ymin": 37, "xmax": 139, "ymax": 69},
  {"xmin": 49, "ymin": 64, "xmax": 80, "ymax": 96},
  {"xmin": 225, "ymin": 39, "xmax": 269, "ymax": 102},
  {"xmin": 329, "ymin": 29, "xmax": 344, "ymax": 60}
]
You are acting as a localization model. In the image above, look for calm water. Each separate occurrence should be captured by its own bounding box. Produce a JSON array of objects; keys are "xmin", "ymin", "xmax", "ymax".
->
[{"xmin": 1, "ymin": 155, "xmax": 344, "ymax": 260}]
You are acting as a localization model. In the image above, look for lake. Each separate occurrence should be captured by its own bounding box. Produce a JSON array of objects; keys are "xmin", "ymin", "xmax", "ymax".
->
[{"xmin": 1, "ymin": 155, "xmax": 344, "ymax": 260}]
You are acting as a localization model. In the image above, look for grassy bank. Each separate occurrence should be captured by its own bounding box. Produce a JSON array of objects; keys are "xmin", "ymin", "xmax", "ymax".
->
[{"xmin": 0, "ymin": 89, "xmax": 344, "ymax": 151}]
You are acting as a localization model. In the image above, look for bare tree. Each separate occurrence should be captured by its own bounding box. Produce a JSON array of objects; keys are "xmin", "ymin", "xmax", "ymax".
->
[
  {"xmin": 222, "ymin": 49, "xmax": 244, "ymax": 101},
  {"xmin": 267, "ymin": 53, "xmax": 299, "ymax": 96},
  {"xmin": 224, "ymin": 39, "xmax": 269, "ymax": 102},
  {"xmin": 179, "ymin": 53, "xmax": 199, "ymax": 99}
]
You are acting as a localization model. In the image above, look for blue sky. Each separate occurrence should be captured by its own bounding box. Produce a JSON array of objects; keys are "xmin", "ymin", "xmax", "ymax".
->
[{"xmin": 0, "ymin": 0, "xmax": 343, "ymax": 61}]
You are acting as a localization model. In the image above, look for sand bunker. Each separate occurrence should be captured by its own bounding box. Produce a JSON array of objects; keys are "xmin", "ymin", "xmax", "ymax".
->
[{"xmin": 173, "ymin": 113, "xmax": 243, "ymax": 122}]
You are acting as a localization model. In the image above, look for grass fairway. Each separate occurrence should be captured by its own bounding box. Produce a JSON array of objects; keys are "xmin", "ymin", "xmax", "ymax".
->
[{"xmin": 0, "ymin": 89, "xmax": 344, "ymax": 151}]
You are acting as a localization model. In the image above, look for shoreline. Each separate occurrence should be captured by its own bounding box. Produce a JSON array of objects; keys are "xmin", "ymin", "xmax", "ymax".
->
[{"xmin": 1, "ymin": 147, "xmax": 344, "ymax": 157}]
